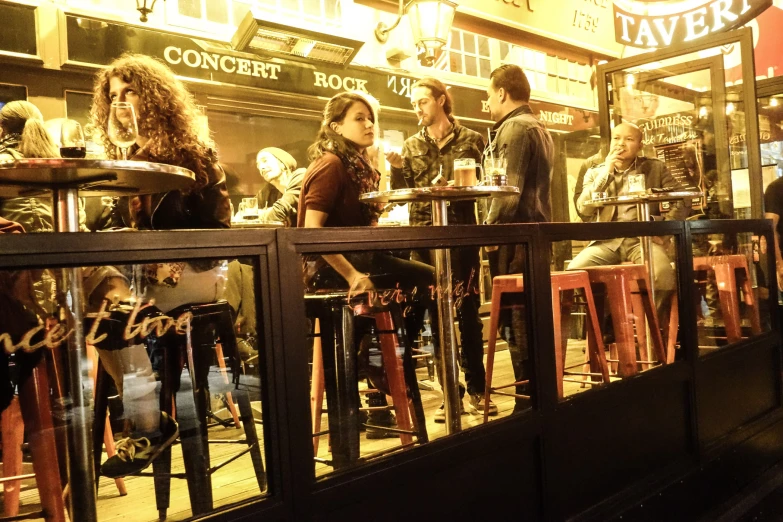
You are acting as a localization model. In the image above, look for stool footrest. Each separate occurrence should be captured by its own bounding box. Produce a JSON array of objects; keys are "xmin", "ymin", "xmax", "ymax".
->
[
  {"xmin": 362, "ymin": 424, "xmax": 417, "ymax": 436},
  {"xmin": 563, "ymin": 378, "xmax": 603, "ymax": 386},
  {"xmin": 564, "ymin": 371, "xmax": 605, "ymax": 377},
  {"xmin": 491, "ymin": 380, "xmax": 530, "ymax": 391},
  {"xmin": 491, "ymin": 391, "xmax": 532, "ymax": 399}
]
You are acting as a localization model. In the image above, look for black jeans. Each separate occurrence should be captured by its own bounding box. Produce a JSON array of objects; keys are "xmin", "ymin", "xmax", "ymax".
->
[
  {"xmin": 412, "ymin": 247, "xmax": 485, "ymax": 396},
  {"xmin": 488, "ymin": 244, "xmax": 531, "ymax": 405},
  {"xmin": 309, "ymin": 251, "xmax": 438, "ymax": 364}
]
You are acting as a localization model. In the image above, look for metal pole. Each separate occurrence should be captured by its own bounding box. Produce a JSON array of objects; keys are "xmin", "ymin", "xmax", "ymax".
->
[
  {"xmin": 53, "ymin": 188, "xmax": 98, "ymax": 522},
  {"xmin": 638, "ymin": 201, "xmax": 655, "ymax": 365},
  {"xmin": 431, "ymin": 200, "xmax": 461, "ymax": 434},
  {"xmin": 638, "ymin": 202, "xmax": 655, "ymax": 299}
]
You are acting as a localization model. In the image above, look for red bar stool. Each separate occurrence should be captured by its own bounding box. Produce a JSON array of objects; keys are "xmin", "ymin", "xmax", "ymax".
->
[
  {"xmin": 1, "ymin": 356, "xmax": 66, "ymax": 522},
  {"xmin": 483, "ymin": 274, "xmax": 526, "ymax": 423},
  {"xmin": 552, "ymin": 271, "xmax": 611, "ymax": 399},
  {"xmin": 308, "ymin": 295, "xmax": 428, "ymax": 467},
  {"xmin": 581, "ymin": 265, "xmax": 667, "ymax": 378},
  {"xmin": 693, "ymin": 255, "xmax": 761, "ymax": 343},
  {"xmin": 482, "ymin": 272, "xmax": 612, "ymax": 422}
]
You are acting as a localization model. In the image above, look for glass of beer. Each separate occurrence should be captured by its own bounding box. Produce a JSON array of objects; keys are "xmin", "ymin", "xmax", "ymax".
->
[
  {"xmin": 242, "ymin": 197, "xmax": 259, "ymax": 220},
  {"xmin": 453, "ymin": 158, "xmax": 479, "ymax": 187},
  {"xmin": 483, "ymin": 157, "xmax": 507, "ymax": 186}
]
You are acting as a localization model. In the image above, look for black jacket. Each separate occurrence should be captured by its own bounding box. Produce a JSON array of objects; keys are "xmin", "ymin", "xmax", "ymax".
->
[{"xmin": 111, "ymin": 146, "xmax": 231, "ymax": 230}]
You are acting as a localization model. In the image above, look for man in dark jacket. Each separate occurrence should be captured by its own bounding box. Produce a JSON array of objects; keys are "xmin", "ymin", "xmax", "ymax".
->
[
  {"xmin": 571, "ymin": 122, "xmax": 687, "ymax": 312},
  {"xmin": 485, "ymin": 64, "xmax": 554, "ymax": 410},
  {"xmin": 387, "ymin": 77, "xmax": 494, "ymax": 420}
]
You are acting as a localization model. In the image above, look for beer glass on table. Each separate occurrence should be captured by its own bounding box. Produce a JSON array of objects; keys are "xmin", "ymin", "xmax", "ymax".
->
[{"xmin": 453, "ymin": 158, "xmax": 480, "ymax": 187}]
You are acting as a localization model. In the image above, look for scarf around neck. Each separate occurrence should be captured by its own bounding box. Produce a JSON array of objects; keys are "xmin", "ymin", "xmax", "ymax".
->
[{"xmin": 334, "ymin": 145, "xmax": 382, "ymax": 225}]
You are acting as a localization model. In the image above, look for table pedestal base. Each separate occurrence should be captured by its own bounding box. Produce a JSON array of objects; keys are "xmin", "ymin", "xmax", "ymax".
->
[
  {"xmin": 53, "ymin": 188, "xmax": 98, "ymax": 522},
  {"xmin": 432, "ymin": 201, "xmax": 461, "ymax": 434}
]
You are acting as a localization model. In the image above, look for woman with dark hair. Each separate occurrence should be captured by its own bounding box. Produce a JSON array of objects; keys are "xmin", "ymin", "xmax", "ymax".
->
[
  {"xmin": 299, "ymin": 92, "xmax": 438, "ymax": 437},
  {"xmin": 0, "ymin": 100, "xmax": 60, "ymax": 232}
]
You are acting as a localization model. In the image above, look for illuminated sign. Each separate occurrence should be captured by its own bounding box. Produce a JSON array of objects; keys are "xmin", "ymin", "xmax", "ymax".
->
[{"xmin": 613, "ymin": 0, "xmax": 771, "ymax": 48}]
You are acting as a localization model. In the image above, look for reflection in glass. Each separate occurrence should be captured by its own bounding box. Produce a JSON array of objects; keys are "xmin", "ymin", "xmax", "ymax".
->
[
  {"xmin": 692, "ymin": 233, "xmax": 770, "ymax": 353},
  {"xmin": 0, "ymin": 257, "xmax": 268, "ymax": 521},
  {"xmin": 305, "ymin": 245, "xmax": 533, "ymax": 478}
]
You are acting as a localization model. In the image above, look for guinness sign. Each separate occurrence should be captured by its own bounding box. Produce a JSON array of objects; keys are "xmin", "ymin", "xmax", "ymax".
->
[{"xmin": 613, "ymin": 0, "xmax": 771, "ymax": 48}]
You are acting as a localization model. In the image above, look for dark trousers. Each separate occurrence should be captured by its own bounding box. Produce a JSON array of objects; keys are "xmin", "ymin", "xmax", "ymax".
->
[
  {"xmin": 310, "ymin": 251, "xmax": 438, "ymax": 368},
  {"xmin": 487, "ymin": 245, "xmax": 530, "ymax": 405},
  {"xmin": 412, "ymin": 247, "xmax": 485, "ymax": 396}
]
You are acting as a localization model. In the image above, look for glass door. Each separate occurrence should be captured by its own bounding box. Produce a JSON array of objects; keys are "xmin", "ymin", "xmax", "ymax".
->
[{"xmin": 596, "ymin": 28, "xmax": 763, "ymax": 219}]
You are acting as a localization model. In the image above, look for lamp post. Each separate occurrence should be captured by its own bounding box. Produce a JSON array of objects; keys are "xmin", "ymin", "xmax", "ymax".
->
[
  {"xmin": 136, "ymin": 0, "xmax": 158, "ymax": 23},
  {"xmin": 375, "ymin": 0, "xmax": 458, "ymax": 66}
]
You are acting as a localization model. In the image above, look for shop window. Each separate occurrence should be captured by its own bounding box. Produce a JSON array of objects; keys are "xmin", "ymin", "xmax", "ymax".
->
[
  {"xmin": 438, "ymin": 29, "xmax": 492, "ymax": 80},
  {"xmin": 0, "ymin": 83, "xmax": 27, "ymax": 108}
]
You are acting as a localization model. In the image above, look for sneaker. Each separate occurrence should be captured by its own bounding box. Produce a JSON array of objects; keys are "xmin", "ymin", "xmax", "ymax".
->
[
  {"xmin": 433, "ymin": 400, "xmax": 467, "ymax": 423},
  {"xmin": 365, "ymin": 409, "xmax": 399, "ymax": 439},
  {"xmin": 469, "ymin": 394, "xmax": 498, "ymax": 416},
  {"xmin": 101, "ymin": 412, "xmax": 179, "ymax": 478}
]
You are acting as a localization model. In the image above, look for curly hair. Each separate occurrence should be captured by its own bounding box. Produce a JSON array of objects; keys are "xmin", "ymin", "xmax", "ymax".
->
[
  {"xmin": 307, "ymin": 92, "xmax": 374, "ymax": 162},
  {"xmin": 91, "ymin": 53, "xmax": 216, "ymax": 189}
]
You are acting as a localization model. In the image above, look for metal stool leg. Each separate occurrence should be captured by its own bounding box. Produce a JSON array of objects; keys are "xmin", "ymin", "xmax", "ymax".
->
[{"xmin": 2, "ymin": 397, "xmax": 24, "ymax": 517}]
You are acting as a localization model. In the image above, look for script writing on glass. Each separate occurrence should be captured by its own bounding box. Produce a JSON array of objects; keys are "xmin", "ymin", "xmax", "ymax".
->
[
  {"xmin": 347, "ymin": 270, "xmax": 480, "ymax": 316},
  {"xmin": 0, "ymin": 299, "xmax": 192, "ymax": 355}
]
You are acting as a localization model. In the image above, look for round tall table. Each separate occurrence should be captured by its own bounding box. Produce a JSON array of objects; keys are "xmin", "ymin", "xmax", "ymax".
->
[
  {"xmin": 0, "ymin": 158, "xmax": 195, "ymax": 522},
  {"xmin": 360, "ymin": 186, "xmax": 520, "ymax": 434}
]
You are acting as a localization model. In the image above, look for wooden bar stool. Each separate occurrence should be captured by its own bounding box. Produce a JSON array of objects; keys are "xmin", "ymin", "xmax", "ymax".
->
[
  {"xmin": 693, "ymin": 255, "xmax": 761, "ymax": 343},
  {"xmin": 1, "ymin": 355, "xmax": 66, "ymax": 522},
  {"xmin": 582, "ymin": 265, "xmax": 667, "ymax": 378},
  {"xmin": 306, "ymin": 293, "xmax": 428, "ymax": 469}
]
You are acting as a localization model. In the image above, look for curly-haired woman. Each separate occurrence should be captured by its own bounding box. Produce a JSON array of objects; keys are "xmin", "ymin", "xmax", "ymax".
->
[{"xmin": 87, "ymin": 54, "xmax": 231, "ymax": 478}]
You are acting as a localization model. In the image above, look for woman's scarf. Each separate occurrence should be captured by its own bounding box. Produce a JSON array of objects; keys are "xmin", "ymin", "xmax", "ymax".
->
[{"xmin": 335, "ymin": 145, "xmax": 382, "ymax": 225}]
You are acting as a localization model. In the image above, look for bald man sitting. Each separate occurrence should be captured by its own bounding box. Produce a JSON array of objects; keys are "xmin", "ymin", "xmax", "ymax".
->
[{"xmin": 570, "ymin": 122, "xmax": 688, "ymax": 311}]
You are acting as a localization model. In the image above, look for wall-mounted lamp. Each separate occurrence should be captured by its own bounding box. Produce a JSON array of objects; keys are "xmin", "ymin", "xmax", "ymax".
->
[
  {"xmin": 136, "ymin": 0, "xmax": 158, "ymax": 23},
  {"xmin": 375, "ymin": 0, "xmax": 458, "ymax": 66}
]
